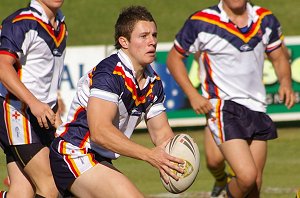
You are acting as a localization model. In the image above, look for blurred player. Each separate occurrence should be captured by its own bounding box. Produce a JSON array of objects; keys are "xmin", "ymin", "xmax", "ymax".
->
[
  {"xmin": 167, "ymin": 0, "xmax": 295, "ymax": 197},
  {"xmin": 0, "ymin": 0, "xmax": 66, "ymax": 197},
  {"xmin": 194, "ymin": 51, "xmax": 235, "ymax": 197},
  {"xmin": 49, "ymin": 5, "xmax": 184, "ymax": 197}
]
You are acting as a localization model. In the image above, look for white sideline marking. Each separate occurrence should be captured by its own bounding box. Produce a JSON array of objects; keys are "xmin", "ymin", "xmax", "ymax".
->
[{"xmin": 148, "ymin": 187, "xmax": 298, "ymax": 198}]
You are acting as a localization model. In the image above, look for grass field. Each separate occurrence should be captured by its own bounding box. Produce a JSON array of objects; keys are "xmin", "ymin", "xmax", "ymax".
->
[{"xmin": 2, "ymin": 127, "xmax": 298, "ymax": 197}]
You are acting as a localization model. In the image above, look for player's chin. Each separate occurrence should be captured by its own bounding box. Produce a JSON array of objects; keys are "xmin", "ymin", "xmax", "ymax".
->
[{"xmin": 145, "ymin": 53, "xmax": 156, "ymax": 63}]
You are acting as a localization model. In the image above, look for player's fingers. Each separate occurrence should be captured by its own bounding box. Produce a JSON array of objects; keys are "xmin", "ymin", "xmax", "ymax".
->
[
  {"xmin": 46, "ymin": 109, "xmax": 56, "ymax": 125},
  {"xmin": 164, "ymin": 164, "xmax": 180, "ymax": 181},
  {"xmin": 37, "ymin": 117, "xmax": 44, "ymax": 128},
  {"xmin": 168, "ymin": 155, "xmax": 184, "ymax": 165},
  {"xmin": 278, "ymin": 91, "xmax": 285, "ymax": 103},
  {"xmin": 286, "ymin": 92, "xmax": 295, "ymax": 109},
  {"xmin": 160, "ymin": 168, "xmax": 169, "ymax": 184},
  {"xmin": 168, "ymin": 160, "xmax": 184, "ymax": 174},
  {"xmin": 41, "ymin": 115, "xmax": 49, "ymax": 129}
]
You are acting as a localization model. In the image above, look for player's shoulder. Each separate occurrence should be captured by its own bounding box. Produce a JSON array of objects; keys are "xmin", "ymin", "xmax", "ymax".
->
[
  {"xmin": 95, "ymin": 53, "xmax": 119, "ymax": 72},
  {"xmin": 1, "ymin": 7, "xmax": 40, "ymax": 30},
  {"xmin": 91, "ymin": 53, "xmax": 123, "ymax": 82},
  {"xmin": 1, "ymin": 8, "xmax": 25, "ymax": 25},
  {"xmin": 252, "ymin": 4, "xmax": 273, "ymax": 16},
  {"xmin": 251, "ymin": 4, "xmax": 279, "ymax": 25},
  {"xmin": 188, "ymin": 4, "xmax": 220, "ymax": 21}
]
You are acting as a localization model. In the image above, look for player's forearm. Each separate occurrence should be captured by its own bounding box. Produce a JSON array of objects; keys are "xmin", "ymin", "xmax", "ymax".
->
[
  {"xmin": 273, "ymin": 58, "xmax": 292, "ymax": 88},
  {"xmin": 0, "ymin": 62, "xmax": 39, "ymax": 106},
  {"xmin": 147, "ymin": 112, "xmax": 174, "ymax": 146},
  {"xmin": 90, "ymin": 125, "xmax": 151, "ymax": 161},
  {"xmin": 167, "ymin": 49, "xmax": 199, "ymax": 100},
  {"xmin": 269, "ymin": 45, "xmax": 292, "ymax": 88}
]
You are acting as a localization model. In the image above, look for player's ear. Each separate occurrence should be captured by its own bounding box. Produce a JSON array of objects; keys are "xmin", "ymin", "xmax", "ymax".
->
[{"xmin": 118, "ymin": 36, "xmax": 129, "ymax": 49}]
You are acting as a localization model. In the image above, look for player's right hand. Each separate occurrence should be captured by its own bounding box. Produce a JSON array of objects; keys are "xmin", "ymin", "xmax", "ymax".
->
[
  {"xmin": 146, "ymin": 146, "xmax": 184, "ymax": 183},
  {"xmin": 189, "ymin": 93, "xmax": 213, "ymax": 114},
  {"xmin": 29, "ymin": 100, "xmax": 55, "ymax": 129}
]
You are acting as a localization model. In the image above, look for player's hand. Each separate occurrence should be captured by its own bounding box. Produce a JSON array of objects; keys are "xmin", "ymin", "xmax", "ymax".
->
[
  {"xmin": 278, "ymin": 85, "xmax": 295, "ymax": 109},
  {"xmin": 146, "ymin": 145, "xmax": 184, "ymax": 184},
  {"xmin": 54, "ymin": 111, "xmax": 63, "ymax": 129},
  {"xmin": 189, "ymin": 93, "xmax": 213, "ymax": 114},
  {"xmin": 29, "ymin": 100, "xmax": 55, "ymax": 129}
]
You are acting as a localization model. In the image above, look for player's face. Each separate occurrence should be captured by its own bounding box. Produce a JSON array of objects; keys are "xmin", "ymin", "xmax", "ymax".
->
[
  {"xmin": 127, "ymin": 21, "xmax": 157, "ymax": 68},
  {"xmin": 222, "ymin": 0, "xmax": 247, "ymax": 13}
]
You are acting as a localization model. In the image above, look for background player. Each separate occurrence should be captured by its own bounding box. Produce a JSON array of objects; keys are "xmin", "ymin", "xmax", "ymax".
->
[
  {"xmin": 194, "ymin": 51, "xmax": 234, "ymax": 197},
  {"xmin": 0, "ymin": 0, "xmax": 66, "ymax": 197},
  {"xmin": 50, "ymin": 6, "xmax": 184, "ymax": 197},
  {"xmin": 167, "ymin": 0, "xmax": 295, "ymax": 197}
]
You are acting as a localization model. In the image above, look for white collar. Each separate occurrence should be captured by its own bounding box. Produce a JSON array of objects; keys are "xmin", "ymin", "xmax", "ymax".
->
[
  {"xmin": 117, "ymin": 49, "xmax": 158, "ymax": 83},
  {"xmin": 117, "ymin": 49, "xmax": 136, "ymax": 77},
  {"xmin": 218, "ymin": 1, "xmax": 258, "ymax": 25},
  {"xmin": 30, "ymin": 0, "xmax": 65, "ymax": 24}
]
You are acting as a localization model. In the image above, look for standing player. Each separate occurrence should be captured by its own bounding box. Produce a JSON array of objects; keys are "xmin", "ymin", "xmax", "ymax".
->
[
  {"xmin": 50, "ymin": 5, "xmax": 184, "ymax": 197},
  {"xmin": 0, "ymin": 0, "xmax": 66, "ymax": 197},
  {"xmin": 167, "ymin": 0, "xmax": 295, "ymax": 197},
  {"xmin": 194, "ymin": 51, "xmax": 234, "ymax": 197}
]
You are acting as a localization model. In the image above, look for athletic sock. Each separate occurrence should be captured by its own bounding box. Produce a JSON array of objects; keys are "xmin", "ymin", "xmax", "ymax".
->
[
  {"xmin": 0, "ymin": 191, "xmax": 7, "ymax": 198},
  {"xmin": 210, "ymin": 163, "xmax": 227, "ymax": 186},
  {"xmin": 296, "ymin": 188, "xmax": 300, "ymax": 198},
  {"xmin": 226, "ymin": 164, "xmax": 235, "ymax": 183}
]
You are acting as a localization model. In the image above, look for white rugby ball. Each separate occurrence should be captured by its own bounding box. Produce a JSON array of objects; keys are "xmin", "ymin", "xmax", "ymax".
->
[{"xmin": 161, "ymin": 133, "xmax": 200, "ymax": 194}]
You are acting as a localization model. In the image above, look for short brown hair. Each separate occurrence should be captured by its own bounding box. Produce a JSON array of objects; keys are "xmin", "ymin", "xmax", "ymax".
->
[{"xmin": 114, "ymin": 6, "xmax": 156, "ymax": 49}]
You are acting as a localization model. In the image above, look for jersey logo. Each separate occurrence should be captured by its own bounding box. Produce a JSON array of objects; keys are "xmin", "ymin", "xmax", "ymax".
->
[
  {"xmin": 53, "ymin": 48, "xmax": 62, "ymax": 56},
  {"xmin": 130, "ymin": 107, "xmax": 142, "ymax": 116},
  {"xmin": 240, "ymin": 44, "xmax": 252, "ymax": 52}
]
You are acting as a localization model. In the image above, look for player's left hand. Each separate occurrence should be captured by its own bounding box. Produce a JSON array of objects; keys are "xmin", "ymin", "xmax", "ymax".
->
[
  {"xmin": 54, "ymin": 111, "xmax": 63, "ymax": 129},
  {"xmin": 278, "ymin": 85, "xmax": 295, "ymax": 109}
]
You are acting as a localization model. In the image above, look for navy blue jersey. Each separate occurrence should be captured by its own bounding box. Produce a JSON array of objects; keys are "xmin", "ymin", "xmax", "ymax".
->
[
  {"xmin": 0, "ymin": 0, "xmax": 67, "ymax": 108},
  {"xmin": 174, "ymin": 2, "xmax": 282, "ymax": 112},
  {"xmin": 56, "ymin": 50, "xmax": 166, "ymax": 159}
]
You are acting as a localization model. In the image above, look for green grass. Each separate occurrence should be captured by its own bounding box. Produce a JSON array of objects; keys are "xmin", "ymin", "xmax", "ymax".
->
[{"xmin": 1, "ymin": 0, "xmax": 300, "ymax": 46}]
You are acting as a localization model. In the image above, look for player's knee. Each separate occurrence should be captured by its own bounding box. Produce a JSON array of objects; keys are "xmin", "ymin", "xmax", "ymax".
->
[
  {"xmin": 206, "ymin": 158, "xmax": 225, "ymax": 170},
  {"xmin": 255, "ymin": 173, "xmax": 263, "ymax": 191},
  {"xmin": 35, "ymin": 183, "xmax": 58, "ymax": 198},
  {"xmin": 236, "ymin": 170, "xmax": 257, "ymax": 192}
]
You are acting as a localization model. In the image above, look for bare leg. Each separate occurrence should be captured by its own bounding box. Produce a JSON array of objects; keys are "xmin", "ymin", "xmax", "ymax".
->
[
  {"xmin": 204, "ymin": 127, "xmax": 227, "ymax": 196},
  {"xmin": 247, "ymin": 140, "xmax": 267, "ymax": 198},
  {"xmin": 219, "ymin": 139, "xmax": 258, "ymax": 198},
  {"xmin": 6, "ymin": 161, "xmax": 34, "ymax": 198},
  {"xmin": 24, "ymin": 147, "xmax": 58, "ymax": 198},
  {"xmin": 70, "ymin": 163, "xmax": 144, "ymax": 198}
]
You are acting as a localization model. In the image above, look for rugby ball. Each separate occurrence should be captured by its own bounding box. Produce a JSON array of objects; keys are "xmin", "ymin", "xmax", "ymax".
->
[{"xmin": 161, "ymin": 134, "xmax": 200, "ymax": 194}]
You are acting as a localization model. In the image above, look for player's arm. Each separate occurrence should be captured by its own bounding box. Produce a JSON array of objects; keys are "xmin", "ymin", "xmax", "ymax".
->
[
  {"xmin": 167, "ymin": 46, "xmax": 212, "ymax": 114},
  {"xmin": 146, "ymin": 111, "xmax": 174, "ymax": 147},
  {"xmin": 87, "ymin": 97, "xmax": 183, "ymax": 182},
  {"xmin": 267, "ymin": 44, "xmax": 295, "ymax": 109},
  {"xmin": 0, "ymin": 54, "xmax": 55, "ymax": 128},
  {"xmin": 145, "ymin": 111, "xmax": 185, "ymax": 181}
]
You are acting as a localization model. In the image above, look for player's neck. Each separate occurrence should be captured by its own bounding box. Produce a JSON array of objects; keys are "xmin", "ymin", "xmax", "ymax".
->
[
  {"xmin": 223, "ymin": 5, "xmax": 248, "ymax": 28},
  {"xmin": 41, "ymin": 5, "xmax": 59, "ymax": 29}
]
